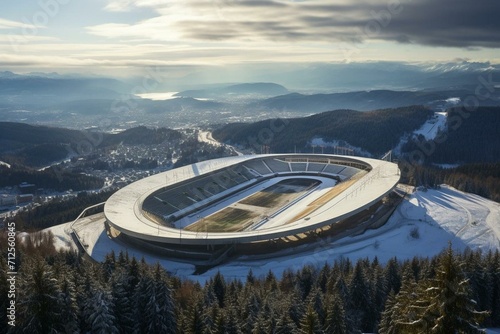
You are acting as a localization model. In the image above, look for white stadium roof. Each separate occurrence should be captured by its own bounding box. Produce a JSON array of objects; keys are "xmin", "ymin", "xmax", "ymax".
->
[{"xmin": 104, "ymin": 154, "xmax": 400, "ymax": 245}]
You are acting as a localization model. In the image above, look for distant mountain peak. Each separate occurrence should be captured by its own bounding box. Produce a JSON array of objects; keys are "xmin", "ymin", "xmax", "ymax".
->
[{"xmin": 0, "ymin": 71, "xmax": 20, "ymax": 78}]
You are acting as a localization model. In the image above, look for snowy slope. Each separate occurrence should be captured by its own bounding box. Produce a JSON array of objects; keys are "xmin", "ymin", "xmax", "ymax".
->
[
  {"xmin": 393, "ymin": 111, "xmax": 447, "ymax": 155},
  {"xmin": 45, "ymin": 184, "xmax": 500, "ymax": 282},
  {"xmin": 190, "ymin": 185, "xmax": 500, "ymax": 282},
  {"xmin": 413, "ymin": 111, "xmax": 447, "ymax": 140},
  {"xmin": 0, "ymin": 160, "xmax": 11, "ymax": 168}
]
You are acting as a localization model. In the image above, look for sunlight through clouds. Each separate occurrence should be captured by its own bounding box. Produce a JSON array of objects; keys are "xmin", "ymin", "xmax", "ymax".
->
[{"xmin": 0, "ymin": 0, "xmax": 498, "ymax": 74}]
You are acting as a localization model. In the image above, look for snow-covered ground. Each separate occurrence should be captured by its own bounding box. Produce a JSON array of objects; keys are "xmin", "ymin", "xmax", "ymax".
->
[
  {"xmin": 136, "ymin": 92, "xmax": 179, "ymax": 100},
  {"xmin": 198, "ymin": 131, "xmax": 223, "ymax": 148},
  {"xmin": 0, "ymin": 160, "xmax": 11, "ymax": 168},
  {"xmin": 45, "ymin": 184, "xmax": 500, "ymax": 283},
  {"xmin": 413, "ymin": 111, "xmax": 447, "ymax": 140},
  {"xmin": 198, "ymin": 130, "xmax": 244, "ymax": 156},
  {"xmin": 432, "ymin": 163, "xmax": 461, "ymax": 169},
  {"xmin": 393, "ymin": 111, "xmax": 448, "ymax": 155},
  {"xmin": 310, "ymin": 137, "xmax": 372, "ymax": 157}
]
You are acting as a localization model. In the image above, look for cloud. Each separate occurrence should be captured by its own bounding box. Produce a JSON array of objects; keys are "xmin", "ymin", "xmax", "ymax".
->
[
  {"xmin": 90, "ymin": 0, "xmax": 500, "ymax": 48},
  {"xmin": 1, "ymin": 0, "xmax": 498, "ymax": 76},
  {"xmin": 103, "ymin": 0, "xmax": 168, "ymax": 12},
  {"xmin": 0, "ymin": 18, "xmax": 37, "ymax": 30},
  {"xmin": 0, "ymin": 35, "xmax": 58, "ymax": 44},
  {"xmin": 376, "ymin": 0, "xmax": 500, "ymax": 48}
]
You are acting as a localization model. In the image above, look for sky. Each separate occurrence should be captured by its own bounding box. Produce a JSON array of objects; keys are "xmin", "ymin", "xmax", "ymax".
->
[{"xmin": 0, "ymin": 0, "xmax": 499, "ymax": 78}]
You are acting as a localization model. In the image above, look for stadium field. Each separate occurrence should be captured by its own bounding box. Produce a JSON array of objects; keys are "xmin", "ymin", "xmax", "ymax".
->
[{"xmin": 185, "ymin": 178, "xmax": 321, "ymax": 232}]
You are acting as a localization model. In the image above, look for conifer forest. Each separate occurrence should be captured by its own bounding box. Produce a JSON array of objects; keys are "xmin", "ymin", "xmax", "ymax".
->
[{"xmin": 1, "ymin": 233, "xmax": 499, "ymax": 333}]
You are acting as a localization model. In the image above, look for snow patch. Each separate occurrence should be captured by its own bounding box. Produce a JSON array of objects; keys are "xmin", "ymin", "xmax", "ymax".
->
[
  {"xmin": 445, "ymin": 97, "xmax": 461, "ymax": 104},
  {"xmin": 413, "ymin": 111, "xmax": 447, "ymax": 141},
  {"xmin": 393, "ymin": 111, "xmax": 448, "ymax": 155},
  {"xmin": 136, "ymin": 92, "xmax": 179, "ymax": 100},
  {"xmin": 0, "ymin": 160, "xmax": 11, "ymax": 168},
  {"xmin": 433, "ymin": 163, "xmax": 461, "ymax": 169},
  {"xmin": 310, "ymin": 138, "xmax": 372, "ymax": 157},
  {"xmin": 487, "ymin": 329, "xmax": 500, "ymax": 334},
  {"xmin": 44, "ymin": 223, "xmax": 76, "ymax": 251}
]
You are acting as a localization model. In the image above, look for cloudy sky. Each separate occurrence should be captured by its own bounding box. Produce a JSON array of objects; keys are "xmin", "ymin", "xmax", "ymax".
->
[{"xmin": 0, "ymin": 0, "xmax": 499, "ymax": 77}]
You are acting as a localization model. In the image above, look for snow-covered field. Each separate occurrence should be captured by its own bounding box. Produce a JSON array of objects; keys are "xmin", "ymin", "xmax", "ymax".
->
[{"xmin": 45, "ymin": 184, "xmax": 500, "ymax": 282}]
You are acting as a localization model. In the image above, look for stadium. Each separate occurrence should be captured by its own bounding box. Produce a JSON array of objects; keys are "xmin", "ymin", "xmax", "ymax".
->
[{"xmin": 104, "ymin": 154, "xmax": 400, "ymax": 263}]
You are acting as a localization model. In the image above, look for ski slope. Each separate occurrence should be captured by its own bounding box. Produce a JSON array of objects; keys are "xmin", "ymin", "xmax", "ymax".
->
[
  {"xmin": 413, "ymin": 111, "xmax": 447, "ymax": 140},
  {"xmin": 45, "ymin": 184, "xmax": 500, "ymax": 282},
  {"xmin": 393, "ymin": 111, "xmax": 447, "ymax": 155},
  {"xmin": 0, "ymin": 160, "xmax": 11, "ymax": 168}
]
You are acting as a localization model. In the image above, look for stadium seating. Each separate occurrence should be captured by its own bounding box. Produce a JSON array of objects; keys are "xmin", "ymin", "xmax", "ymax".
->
[
  {"xmin": 339, "ymin": 166, "xmax": 360, "ymax": 178},
  {"xmin": 323, "ymin": 164, "xmax": 345, "ymax": 175},
  {"xmin": 290, "ymin": 162, "xmax": 308, "ymax": 172},
  {"xmin": 142, "ymin": 167, "xmax": 257, "ymax": 219},
  {"xmin": 307, "ymin": 163, "xmax": 326, "ymax": 172},
  {"xmin": 142, "ymin": 155, "xmax": 366, "ymax": 221},
  {"xmin": 264, "ymin": 159, "xmax": 291, "ymax": 173}
]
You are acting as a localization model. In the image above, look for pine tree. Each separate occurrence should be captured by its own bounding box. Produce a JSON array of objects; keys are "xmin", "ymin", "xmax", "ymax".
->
[
  {"xmin": 488, "ymin": 250, "xmax": 500, "ymax": 326},
  {"xmin": 16, "ymin": 257, "xmax": 65, "ymax": 333},
  {"xmin": 297, "ymin": 266, "xmax": 315, "ymax": 299},
  {"xmin": 483, "ymin": 250, "xmax": 500, "ymax": 327},
  {"xmin": 275, "ymin": 308, "xmax": 298, "ymax": 334},
  {"xmin": 112, "ymin": 273, "xmax": 137, "ymax": 332},
  {"xmin": 265, "ymin": 269, "xmax": 278, "ymax": 291},
  {"xmin": 423, "ymin": 246, "xmax": 489, "ymax": 333},
  {"xmin": 58, "ymin": 276, "xmax": 79, "ymax": 333},
  {"xmin": 381, "ymin": 266, "xmax": 425, "ymax": 333},
  {"xmin": 212, "ymin": 271, "xmax": 226, "ymax": 308},
  {"xmin": 299, "ymin": 304, "xmax": 324, "ymax": 334},
  {"xmin": 202, "ymin": 303, "xmax": 219, "ymax": 334},
  {"xmin": 324, "ymin": 295, "xmax": 347, "ymax": 334},
  {"xmin": 348, "ymin": 261, "xmax": 375, "ymax": 332},
  {"xmin": 289, "ymin": 294, "xmax": 305, "ymax": 327},
  {"xmin": 332, "ymin": 274, "xmax": 353, "ymax": 331},
  {"xmin": 318, "ymin": 263, "xmax": 330, "ymax": 293},
  {"xmin": 384, "ymin": 258, "xmax": 401, "ymax": 294},
  {"xmin": 242, "ymin": 293, "xmax": 261, "ymax": 332},
  {"xmin": 247, "ymin": 269, "xmax": 256, "ymax": 285},
  {"xmin": 84, "ymin": 289, "xmax": 119, "ymax": 334},
  {"xmin": 385, "ymin": 246, "xmax": 489, "ymax": 333},
  {"xmin": 252, "ymin": 313, "xmax": 268, "ymax": 334},
  {"xmin": 225, "ymin": 307, "xmax": 242, "ymax": 334},
  {"xmin": 134, "ymin": 266, "xmax": 177, "ymax": 333},
  {"xmin": 309, "ymin": 288, "xmax": 326, "ymax": 326},
  {"xmin": 378, "ymin": 290, "xmax": 397, "ymax": 334},
  {"xmin": 185, "ymin": 303, "xmax": 204, "ymax": 334}
]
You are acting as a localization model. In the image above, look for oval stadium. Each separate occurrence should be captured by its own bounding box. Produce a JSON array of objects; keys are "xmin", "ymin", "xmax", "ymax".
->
[{"xmin": 104, "ymin": 154, "xmax": 400, "ymax": 262}]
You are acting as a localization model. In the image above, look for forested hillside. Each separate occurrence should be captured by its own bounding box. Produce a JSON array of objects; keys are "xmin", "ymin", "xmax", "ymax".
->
[
  {"xmin": 0, "ymin": 165, "xmax": 104, "ymax": 192},
  {"xmin": 213, "ymin": 106, "xmax": 433, "ymax": 156},
  {"xmin": 1, "ymin": 239, "xmax": 498, "ymax": 333},
  {"xmin": 0, "ymin": 123, "xmax": 181, "ymax": 167},
  {"xmin": 10, "ymin": 190, "xmax": 114, "ymax": 230},
  {"xmin": 402, "ymin": 107, "xmax": 500, "ymax": 164},
  {"xmin": 252, "ymin": 90, "xmax": 456, "ymax": 112}
]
